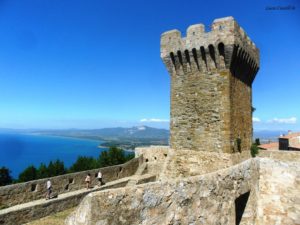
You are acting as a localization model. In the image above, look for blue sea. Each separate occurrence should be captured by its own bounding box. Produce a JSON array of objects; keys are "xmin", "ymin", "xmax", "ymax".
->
[{"xmin": 0, "ymin": 133, "xmax": 107, "ymax": 178}]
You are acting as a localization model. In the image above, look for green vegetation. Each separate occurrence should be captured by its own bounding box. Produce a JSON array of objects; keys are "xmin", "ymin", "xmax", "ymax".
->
[
  {"xmin": 19, "ymin": 160, "xmax": 67, "ymax": 182},
  {"xmin": 0, "ymin": 166, "xmax": 13, "ymax": 186},
  {"xmin": 69, "ymin": 146, "xmax": 134, "ymax": 172},
  {"xmin": 255, "ymin": 138, "xmax": 261, "ymax": 146},
  {"xmin": 100, "ymin": 139, "xmax": 168, "ymax": 150},
  {"xmin": 98, "ymin": 146, "xmax": 134, "ymax": 167},
  {"xmin": 0, "ymin": 147, "xmax": 134, "ymax": 186},
  {"xmin": 251, "ymin": 142, "xmax": 259, "ymax": 157},
  {"xmin": 69, "ymin": 156, "xmax": 98, "ymax": 173},
  {"xmin": 19, "ymin": 165, "xmax": 37, "ymax": 182},
  {"xmin": 251, "ymin": 139, "xmax": 260, "ymax": 157},
  {"xmin": 26, "ymin": 207, "xmax": 76, "ymax": 225}
]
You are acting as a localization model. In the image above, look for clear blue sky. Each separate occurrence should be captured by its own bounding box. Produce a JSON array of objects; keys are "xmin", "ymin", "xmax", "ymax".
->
[{"xmin": 0, "ymin": 0, "xmax": 299, "ymax": 130}]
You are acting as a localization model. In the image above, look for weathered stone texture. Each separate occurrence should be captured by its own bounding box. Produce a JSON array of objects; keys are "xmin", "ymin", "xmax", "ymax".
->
[
  {"xmin": 0, "ymin": 157, "xmax": 142, "ymax": 208},
  {"xmin": 161, "ymin": 17, "xmax": 259, "ymax": 153},
  {"xmin": 136, "ymin": 146, "xmax": 251, "ymax": 180},
  {"xmin": 256, "ymin": 158, "xmax": 300, "ymax": 225},
  {"xmin": 258, "ymin": 150, "xmax": 300, "ymax": 162},
  {"xmin": 159, "ymin": 149, "xmax": 233, "ymax": 179},
  {"xmin": 66, "ymin": 156, "xmax": 300, "ymax": 225},
  {"xmin": 135, "ymin": 146, "xmax": 169, "ymax": 175},
  {"xmin": 66, "ymin": 159, "xmax": 259, "ymax": 225}
]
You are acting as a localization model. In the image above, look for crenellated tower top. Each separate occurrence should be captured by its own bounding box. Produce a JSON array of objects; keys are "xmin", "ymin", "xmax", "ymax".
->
[{"xmin": 161, "ymin": 16, "xmax": 259, "ymax": 85}]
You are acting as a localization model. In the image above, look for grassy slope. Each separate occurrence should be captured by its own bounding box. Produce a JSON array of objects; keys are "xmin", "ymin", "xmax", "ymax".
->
[{"xmin": 25, "ymin": 208, "xmax": 75, "ymax": 225}]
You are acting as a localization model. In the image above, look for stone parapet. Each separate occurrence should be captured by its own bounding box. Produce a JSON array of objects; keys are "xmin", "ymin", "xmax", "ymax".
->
[
  {"xmin": 258, "ymin": 150, "xmax": 300, "ymax": 162},
  {"xmin": 66, "ymin": 158, "xmax": 260, "ymax": 225},
  {"xmin": 0, "ymin": 157, "xmax": 142, "ymax": 208},
  {"xmin": 66, "ymin": 157, "xmax": 300, "ymax": 225},
  {"xmin": 161, "ymin": 16, "xmax": 259, "ymax": 82}
]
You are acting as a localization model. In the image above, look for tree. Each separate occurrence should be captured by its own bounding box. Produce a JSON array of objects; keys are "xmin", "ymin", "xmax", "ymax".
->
[
  {"xmin": 255, "ymin": 138, "xmax": 261, "ymax": 146},
  {"xmin": 69, "ymin": 156, "xmax": 97, "ymax": 172},
  {"xmin": 98, "ymin": 150, "xmax": 110, "ymax": 167},
  {"xmin": 251, "ymin": 144, "xmax": 259, "ymax": 157},
  {"xmin": 109, "ymin": 146, "xmax": 126, "ymax": 165},
  {"xmin": 19, "ymin": 165, "xmax": 37, "ymax": 182},
  {"xmin": 125, "ymin": 152, "xmax": 134, "ymax": 162},
  {"xmin": 0, "ymin": 167, "xmax": 12, "ymax": 186},
  {"xmin": 98, "ymin": 147, "xmax": 134, "ymax": 167},
  {"xmin": 48, "ymin": 160, "xmax": 66, "ymax": 177},
  {"xmin": 37, "ymin": 163, "xmax": 48, "ymax": 179}
]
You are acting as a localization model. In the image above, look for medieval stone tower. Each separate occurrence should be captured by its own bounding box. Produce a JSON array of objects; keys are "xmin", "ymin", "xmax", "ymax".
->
[{"xmin": 161, "ymin": 17, "xmax": 259, "ymax": 153}]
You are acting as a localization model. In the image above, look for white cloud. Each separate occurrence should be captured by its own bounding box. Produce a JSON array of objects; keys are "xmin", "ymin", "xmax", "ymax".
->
[
  {"xmin": 267, "ymin": 117, "xmax": 297, "ymax": 124},
  {"xmin": 252, "ymin": 117, "xmax": 261, "ymax": 122},
  {"xmin": 140, "ymin": 118, "xmax": 169, "ymax": 123}
]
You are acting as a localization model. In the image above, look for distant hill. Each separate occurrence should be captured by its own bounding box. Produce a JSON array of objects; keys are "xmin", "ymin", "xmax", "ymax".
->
[
  {"xmin": 29, "ymin": 126, "xmax": 170, "ymax": 149},
  {"xmin": 253, "ymin": 130, "xmax": 285, "ymax": 143},
  {"xmin": 31, "ymin": 126, "xmax": 168, "ymax": 140}
]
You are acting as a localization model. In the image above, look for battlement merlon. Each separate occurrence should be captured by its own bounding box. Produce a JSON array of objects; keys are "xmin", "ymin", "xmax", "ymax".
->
[{"xmin": 160, "ymin": 17, "xmax": 260, "ymax": 80}]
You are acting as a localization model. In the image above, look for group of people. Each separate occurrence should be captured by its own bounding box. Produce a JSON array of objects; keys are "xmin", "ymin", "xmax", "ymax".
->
[
  {"xmin": 45, "ymin": 170, "xmax": 104, "ymax": 200},
  {"xmin": 85, "ymin": 170, "xmax": 103, "ymax": 189}
]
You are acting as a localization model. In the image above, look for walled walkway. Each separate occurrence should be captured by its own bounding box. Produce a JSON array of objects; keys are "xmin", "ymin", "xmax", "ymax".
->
[{"xmin": 0, "ymin": 173, "xmax": 156, "ymax": 225}]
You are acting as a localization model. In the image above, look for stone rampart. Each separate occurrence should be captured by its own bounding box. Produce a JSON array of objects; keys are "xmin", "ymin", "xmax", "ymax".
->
[
  {"xmin": 0, "ymin": 173, "xmax": 156, "ymax": 225},
  {"xmin": 136, "ymin": 146, "xmax": 251, "ymax": 180},
  {"xmin": 66, "ymin": 158, "xmax": 260, "ymax": 225},
  {"xmin": 0, "ymin": 156, "xmax": 142, "ymax": 208},
  {"xmin": 258, "ymin": 150, "xmax": 300, "ymax": 162},
  {"xmin": 66, "ymin": 156, "xmax": 300, "ymax": 225},
  {"xmin": 256, "ymin": 158, "xmax": 300, "ymax": 225}
]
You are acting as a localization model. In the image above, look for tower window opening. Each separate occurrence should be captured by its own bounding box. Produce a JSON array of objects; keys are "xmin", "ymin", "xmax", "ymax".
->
[
  {"xmin": 170, "ymin": 52, "xmax": 176, "ymax": 67},
  {"xmin": 177, "ymin": 50, "xmax": 183, "ymax": 65},
  {"xmin": 192, "ymin": 48, "xmax": 199, "ymax": 69},
  {"xmin": 209, "ymin": 44, "xmax": 217, "ymax": 68}
]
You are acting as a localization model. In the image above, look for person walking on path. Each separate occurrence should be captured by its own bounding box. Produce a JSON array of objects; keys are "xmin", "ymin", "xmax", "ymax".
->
[
  {"xmin": 46, "ymin": 179, "xmax": 52, "ymax": 200},
  {"xmin": 97, "ymin": 170, "xmax": 103, "ymax": 186},
  {"xmin": 85, "ymin": 173, "xmax": 91, "ymax": 189}
]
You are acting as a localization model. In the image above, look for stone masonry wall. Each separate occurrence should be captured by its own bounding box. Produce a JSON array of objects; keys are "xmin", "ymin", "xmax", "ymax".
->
[
  {"xmin": 66, "ymin": 156, "xmax": 300, "ymax": 225},
  {"xmin": 160, "ymin": 149, "xmax": 233, "ymax": 179},
  {"xmin": 258, "ymin": 150, "xmax": 300, "ymax": 162},
  {"xmin": 161, "ymin": 17, "xmax": 259, "ymax": 154},
  {"xmin": 66, "ymin": 158, "xmax": 260, "ymax": 225},
  {"xmin": 169, "ymin": 66, "xmax": 231, "ymax": 153},
  {"xmin": 136, "ymin": 146, "xmax": 253, "ymax": 181},
  {"xmin": 230, "ymin": 75, "xmax": 252, "ymax": 152},
  {"xmin": 135, "ymin": 146, "xmax": 170, "ymax": 175},
  {"xmin": 256, "ymin": 158, "xmax": 300, "ymax": 225},
  {"xmin": 0, "ymin": 157, "xmax": 142, "ymax": 208}
]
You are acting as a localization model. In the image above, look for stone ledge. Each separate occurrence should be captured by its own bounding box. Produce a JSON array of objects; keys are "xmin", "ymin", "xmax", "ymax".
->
[{"xmin": 0, "ymin": 172, "xmax": 156, "ymax": 225}]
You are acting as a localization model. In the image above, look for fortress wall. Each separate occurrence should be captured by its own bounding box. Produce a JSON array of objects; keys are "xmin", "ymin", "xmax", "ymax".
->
[
  {"xmin": 258, "ymin": 150, "xmax": 300, "ymax": 162},
  {"xmin": 256, "ymin": 158, "xmax": 300, "ymax": 225},
  {"xmin": 0, "ymin": 156, "xmax": 142, "ymax": 208},
  {"xmin": 160, "ymin": 150, "xmax": 233, "ymax": 179},
  {"xmin": 136, "ymin": 146, "xmax": 251, "ymax": 180},
  {"xmin": 0, "ymin": 187, "xmax": 89, "ymax": 225},
  {"xmin": 135, "ymin": 146, "xmax": 170, "ymax": 175},
  {"xmin": 66, "ymin": 158, "xmax": 260, "ymax": 225},
  {"xmin": 229, "ymin": 73, "xmax": 252, "ymax": 152}
]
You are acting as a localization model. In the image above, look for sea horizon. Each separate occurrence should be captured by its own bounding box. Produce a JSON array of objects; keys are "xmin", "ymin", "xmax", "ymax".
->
[{"xmin": 0, "ymin": 132, "xmax": 107, "ymax": 178}]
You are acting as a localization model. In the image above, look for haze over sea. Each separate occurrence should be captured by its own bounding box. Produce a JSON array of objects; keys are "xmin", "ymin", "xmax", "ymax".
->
[{"xmin": 0, "ymin": 132, "xmax": 106, "ymax": 178}]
